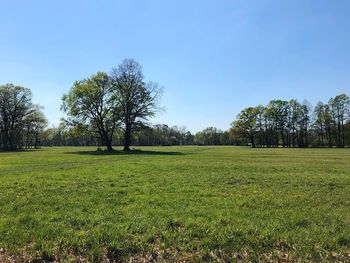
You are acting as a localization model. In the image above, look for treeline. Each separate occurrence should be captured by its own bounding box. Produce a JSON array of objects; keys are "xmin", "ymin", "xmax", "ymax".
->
[
  {"xmin": 0, "ymin": 84, "xmax": 47, "ymax": 151},
  {"xmin": 231, "ymin": 94, "xmax": 350, "ymax": 147},
  {"xmin": 40, "ymin": 123, "xmax": 234, "ymax": 147},
  {"xmin": 134, "ymin": 125, "xmax": 233, "ymax": 146},
  {"xmin": 1, "ymin": 59, "xmax": 349, "ymax": 151}
]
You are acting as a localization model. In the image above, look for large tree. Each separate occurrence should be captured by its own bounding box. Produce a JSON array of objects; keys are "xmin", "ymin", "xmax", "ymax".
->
[
  {"xmin": 0, "ymin": 84, "xmax": 36, "ymax": 150},
  {"xmin": 62, "ymin": 72, "xmax": 118, "ymax": 151},
  {"xmin": 264, "ymin": 100, "xmax": 289, "ymax": 147},
  {"xmin": 329, "ymin": 94, "xmax": 350, "ymax": 147},
  {"xmin": 23, "ymin": 107, "xmax": 48, "ymax": 148},
  {"xmin": 110, "ymin": 59, "xmax": 161, "ymax": 151},
  {"xmin": 313, "ymin": 102, "xmax": 326, "ymax": 146},
  {"xmin": 231, "ymin": 106, "xmax": 261, "ymax": 147}
]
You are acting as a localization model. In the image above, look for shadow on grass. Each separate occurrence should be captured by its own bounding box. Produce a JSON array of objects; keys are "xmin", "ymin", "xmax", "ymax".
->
[
  {"xmin": 65, "ymin": 149, "xmax": 184, "ymax": 156},
  {"xmin": 0, "ymin": 148, "xmax": 45, "ymax": 153}
]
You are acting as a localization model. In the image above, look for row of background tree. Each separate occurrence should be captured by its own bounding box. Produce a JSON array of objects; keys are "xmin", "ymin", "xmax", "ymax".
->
[
  {"xmin": 37, "ymin": 93, "xmax": 350, "ymax": 148},
  {"xmin": 39, "ymin": 124, "xmax": 232, "ymax": 147},
  {"xmin": 1, "ymin": 60, "xmax": 349, "ymax": 150},
  {"xmin": 231, "ymin": 94, "xmax": 350, "ymax": 148}
]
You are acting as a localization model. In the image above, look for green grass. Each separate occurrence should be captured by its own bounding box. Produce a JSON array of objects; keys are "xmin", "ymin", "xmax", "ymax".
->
[{"xmin": 1, "ymin": 146, "xmax": 350, "ymax": 262}]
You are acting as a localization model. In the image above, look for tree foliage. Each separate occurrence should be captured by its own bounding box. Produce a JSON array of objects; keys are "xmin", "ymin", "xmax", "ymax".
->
[
  {"xmin": 62, "ymin": 72, "xmax": 119, "ymax": 151},
  {"xmin": 62, "ymin": 59, "xmax": 162, "ymax": 151},
  {"xmin": 231, "ymin": 94, "xmax": 350, "ymax": 147},
  {"xmin": 0, "ymin": 83, "xmax": 46, "ymax": 151}
]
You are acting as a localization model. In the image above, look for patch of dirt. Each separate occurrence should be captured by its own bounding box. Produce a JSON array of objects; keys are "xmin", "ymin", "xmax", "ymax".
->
[{"xmin": 0, "ymin": 248, "xmax": 17, "ymax": 263}]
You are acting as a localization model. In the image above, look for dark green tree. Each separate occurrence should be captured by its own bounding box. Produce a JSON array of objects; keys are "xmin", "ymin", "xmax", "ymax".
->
[
  {"xmin": 0, "ymin": 84, "xmax": 38, "ymax": 150},
  {"xmin": 62, "ymin": 72, "xmax": 118, "ymax": 151}
]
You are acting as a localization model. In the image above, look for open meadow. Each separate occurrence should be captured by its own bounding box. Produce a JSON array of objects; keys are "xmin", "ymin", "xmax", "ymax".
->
[{"xmin": 1, "ymin": 146, "xmax": 350, "ymax": 262}]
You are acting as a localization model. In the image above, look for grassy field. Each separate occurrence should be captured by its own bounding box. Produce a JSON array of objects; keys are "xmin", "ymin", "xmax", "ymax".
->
[{"xmin": 1, "ymin": 146, "xmax": 350, "ymax": 262}]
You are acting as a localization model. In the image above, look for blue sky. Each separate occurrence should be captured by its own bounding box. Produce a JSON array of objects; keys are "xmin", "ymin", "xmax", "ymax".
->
[{"xmin": 1, "ymin": 0, "xmax": 349, "ymax": 132}]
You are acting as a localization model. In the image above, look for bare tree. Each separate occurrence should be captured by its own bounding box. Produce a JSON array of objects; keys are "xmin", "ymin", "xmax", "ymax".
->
[{"xmin": 110, "ymin": 59, "xmax": 162, "ymax": 151}]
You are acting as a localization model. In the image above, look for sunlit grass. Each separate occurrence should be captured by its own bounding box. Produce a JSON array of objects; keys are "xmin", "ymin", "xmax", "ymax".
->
[{"xmin": 1, "ymin": 146, "xmax": 350, "ymax": 261}]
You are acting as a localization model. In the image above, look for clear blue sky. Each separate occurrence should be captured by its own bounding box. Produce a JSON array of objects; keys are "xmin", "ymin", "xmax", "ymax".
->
[{"xmin": 1, "ymin": 0, "xmax": 349, "ymax": 132}]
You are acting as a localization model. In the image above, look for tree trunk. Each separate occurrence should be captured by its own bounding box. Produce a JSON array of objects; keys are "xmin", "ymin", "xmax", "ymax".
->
[
  {"xmin": 106, "ymin": 142, "xmax": 113, "ymax": 151},
  {"xmin": 104, "ymin": 134, "xmax": 113, "ymax": 151},
  {"xmin": 98, "ymin": 123, "xmax": 113, "ymax": 151},
  {"xmin": 123, "ymin": 126, "xmax": 131, "ymax": 151},
  {"xmin": 327, "ymin": 126, "xmax": 332, "ymax": 147},
  {"xmin": 100, "ymin": 131, "xmax": 113, "ymax": 151},
  {"xmin": 34, "ymin": 132, "xmax": 39, "ymax": 149},
  {"xmin": 250, "ymin": 135, "xmax": 255, "ymax": 148},
  {"xmin": 341, "ymin": 119, "xmax": 345, "ymax": 147}
]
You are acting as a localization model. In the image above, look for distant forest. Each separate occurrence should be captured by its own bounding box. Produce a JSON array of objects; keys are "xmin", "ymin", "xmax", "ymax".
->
[
  {"xmin": 34, "ymin": 94, "xmax": 350, "ymax": 148},
  {"xmin": 1, "ymin": 59, "xmax": 349, "ymax": 150},
  {"xmin": 231, "ymin": 95, "xmax": 350, "ymax": 148},
  {"xmin": 1, "ymin": 85, "xmax": 349, "ymax": 150}
]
